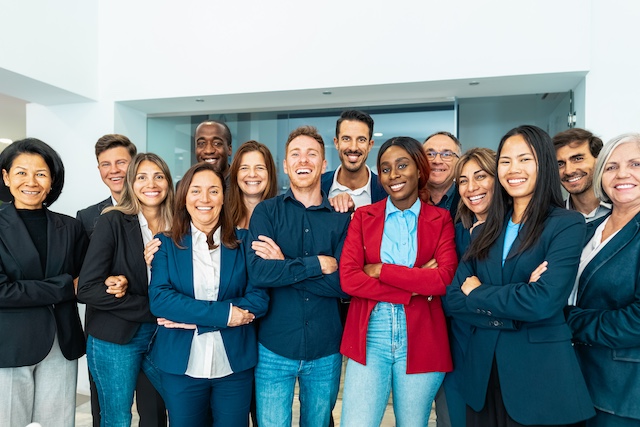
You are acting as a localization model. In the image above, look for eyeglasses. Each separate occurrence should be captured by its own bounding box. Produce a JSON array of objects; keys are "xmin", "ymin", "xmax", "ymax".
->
[{"xmin": 425, "ymin": 150, "xmax": 459, "ymax": 162}]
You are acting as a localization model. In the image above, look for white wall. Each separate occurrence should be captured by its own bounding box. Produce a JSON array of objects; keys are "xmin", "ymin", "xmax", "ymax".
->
[
  {"xmin": 0, "ymin": 93, "xmax": 26, "ymax": 141},
  {"xmin": 0, "ymin": 0, "xmax": 98, "ymax": 101},
  {"xmin": 98, "ymin": 0, "xmax": 591, "ymax": 102}
]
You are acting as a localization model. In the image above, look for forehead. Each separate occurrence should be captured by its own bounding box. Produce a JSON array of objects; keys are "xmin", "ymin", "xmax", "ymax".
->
[
  {"xmin": 338, "ymin": 120, "xmax": 370, "ymax": 136},
  {"xmin": 424, "ymin": 134, "xmax": 458, "ymax": 152},
  {"xmin": 11, "ymin": 152, "xmax": 49, "ymax": 169},
  {"xmin": 190, "ymin": 169, "xmax": 222, "ymax": 186},
  {"xmin": 460, "ymin": 158, "xmax": 483, "ymax": 174},
  {"xmin": 195, "ymin": 124, "xmax": 227, "ymax": 141},
  {"xmin": 287, "ymin": 135, "xmax": 322, "ymax": 153},
  {"xmin": 380, "ymin": 145, "xmax": 410, "ymax": 162},
  {"xmin": 136, "ymin": 160, "xmax": 163, "ymax": 173},
  {"xmin": 240, "ymin": 150, "xmax": 266, "ymax": 164},
  {"xmin": 501, "ymin": 135, "xmax": 533, "ymax": 155},
  {"xmin": 556, "ymin": 140, "xmax": 594, "ymax": 159},
  {"xmin": 610, "ymin": 141, "xmax": 640, "ymax": 159},
  {"xmin": 98, "ymin": 146, "xmax": 132, "ymax": 162}
]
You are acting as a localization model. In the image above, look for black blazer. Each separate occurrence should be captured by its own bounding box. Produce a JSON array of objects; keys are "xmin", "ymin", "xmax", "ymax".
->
[
  {"xmin": 76, "ymin": 197, "xmax": 112, "ymax": 238},
  {"xmin": 77, "ymin": 210, "xmax": 157, "ymax": 345},
  {"xmin": 0, "ymin": 203, "xmax": 88, "ymax": 367}
]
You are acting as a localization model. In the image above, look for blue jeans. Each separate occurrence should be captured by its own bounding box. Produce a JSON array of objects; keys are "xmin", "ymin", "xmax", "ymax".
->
[
  {"xmin": 341, "ymin": 302, "xmax": 445, "ymax": 427},
  {"xmin": 87, "ymin": 323, "xmax": 158, "ymax": 427},
  {"xmin": 255, "ymin": 343, "xmax": 342, "ymax": 427}
]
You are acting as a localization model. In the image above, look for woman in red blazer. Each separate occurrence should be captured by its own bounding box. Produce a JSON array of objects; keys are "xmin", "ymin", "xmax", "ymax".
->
[{"xmin": 339, "ymin": 136, "xmax": 458, "ymax": 426}]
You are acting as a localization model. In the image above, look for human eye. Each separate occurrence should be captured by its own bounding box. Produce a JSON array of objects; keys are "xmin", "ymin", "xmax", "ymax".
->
[
  {"xmin": 398, "ymin": 163, "xmax": 408, "ymax": 170},
  {"xmin": 441, "ymin": 151, "xmax": 453, "ymax": 159},
  {"xmin": 475, "ymin": 173, "xmax": 486, "ymax": 181},
  {"xmin": 573, "ymin": 156, "xmax": 584, "ymax": 163},
  {"xmin": 136, "ymin": 174, "xmax": 147, "ymax": 181},
  {"xmin": 458, "ymin": 177, "xmax": 468, "ymax": 185},
  {"xmin": 381, "ymin": 166, "xmax": 391, "ymax": 174},
  {"xmin": 631, "ymin": 161, "xmax": 640, "ymax": 168},
  {"xmin": 196, "ymin": 141, "xmax": 205, "ymax": 148},
  {"xmin": 117, "ymin": 160, "xmax": 127, "ymax": 166},
  {"xmin": 605, "ymin": 164, "xmax": 617, "ymax": 172},
  {"xmin": 425, "ymin": 151, "xmax": 436, "ymax": 160},
  {"xmin": 557, "ymin": 161, "xmax": 565, "ymax": 168},
  {"xmin": 100, "ymin": 162, "xmax": 110, "ymax": 168},
  {"xmin": 36, "ymin": 172, "xmax": 48, "ymax": 178},
  {"xmin": 155, "ymin": 174, "xmax": 165, "ymax": 181},
  {"xmin": 256, "ymin": 165, "xmax": 267, "ymax": 171}
]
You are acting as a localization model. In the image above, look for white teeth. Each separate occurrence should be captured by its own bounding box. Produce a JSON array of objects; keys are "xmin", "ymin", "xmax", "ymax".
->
[
  {"xmin": 390, "ymin": 183, "xmax": 405, "ymax": 191},
  {"xmin": 433, "ymin": 168, "xmax": 446, "ymax": 172},
  {"xmin": 347, "ymin": 155, "xmax": 360, "ymax": 161},
  {"xmin": 196, "ymin": 206, "xmax": 212, "ymax": 211},
  {"xmin": 203, "ymin": 159, "xmax": 216, "ymax": 163},
  {"xmin": 143, "ymin": 192, "xmax": 160, "ymax": 196},
  {"xmin": 111, "ymin": 177, "xmax": 123, "ymax": 181},
  {"xmin": 567, "ymin": 176, "xmax": 582, "ymax": 182},
  {"xmin": 297, "ymin": 169, "xmax": 311, "ymax": 174},
  {"xmin": 616, "ymin": 184, "xmax": 634, "ymax": 189},
  {"xmin": 508, "ymin": 179, "xmax": 526, "ymax": 184},
  {"xmin": 468, "ymin": 194, "xmax": 486, "ymax": 201},
  {"xmin": 245, "ymin": 181, "xmax": 261, "ymax": 185},
  {"xmin": 23, "ymin": 191, "xmax": 39, "ymax": 195}
]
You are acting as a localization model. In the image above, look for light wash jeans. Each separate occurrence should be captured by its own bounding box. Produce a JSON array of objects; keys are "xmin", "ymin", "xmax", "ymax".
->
[
  {"xmin": 87, "ymin": 322, "xmax": 158, "ymax": 427},
  {"xmin": 341, "ymin": 302, "xmax": 445, "ymax": 427},
  {"xmin": 255, "ymin": 343, "xmax": 342, "ymax": 427}
]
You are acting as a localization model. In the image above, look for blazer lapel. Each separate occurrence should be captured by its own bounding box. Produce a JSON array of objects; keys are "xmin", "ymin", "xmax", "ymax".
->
[
  {"xmin": 44, "ymin": 210, "xmax": 67, "ymax": 277},
  {"xmin": 362, "ymin": 201, "xmax": 386, "ymax": 264},
  {"xmin": 0, "ymin": 204, "xmax": 44, "ymax": 279},
  {"xmin": 219, "ymin": 244, "xmax": 238, "ymax": 299},
  {"xmin": 176, "ymin": 234, "xmax": 196, "ymax": 299}
]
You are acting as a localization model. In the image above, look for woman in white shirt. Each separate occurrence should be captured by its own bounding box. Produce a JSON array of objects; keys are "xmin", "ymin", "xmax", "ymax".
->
[
  {"xmin": 148, "ymin": 162, "xmax": 269, "ymax": 427},
  {"xmin": 78, "ymin": 153, "xmax": 173, "ymax": 426}
]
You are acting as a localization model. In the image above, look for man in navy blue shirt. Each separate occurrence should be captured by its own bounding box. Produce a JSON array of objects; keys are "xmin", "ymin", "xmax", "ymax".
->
[{"xmin": 248, "ymin": 125, "xmax": 351, "ymax": 427}]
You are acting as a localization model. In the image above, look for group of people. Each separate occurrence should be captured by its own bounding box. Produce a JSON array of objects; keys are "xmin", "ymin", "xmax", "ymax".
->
[{"xmin": 0, "ymin": 109, "xmax": 637, "ymax": 427}]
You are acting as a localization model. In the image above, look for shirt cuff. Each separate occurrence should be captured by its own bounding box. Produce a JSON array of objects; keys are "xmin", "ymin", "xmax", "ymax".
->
[{"xmin": 227, "ymin": 303, "xmax": 233, "ymax": 325}]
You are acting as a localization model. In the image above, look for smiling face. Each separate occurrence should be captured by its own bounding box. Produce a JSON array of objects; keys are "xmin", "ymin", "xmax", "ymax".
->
[
  {"xmin": 2, "ymin": 153, "xmax": 52, "ymax": 210},
  {"xmin": 237, "ymin": 150, "xmax": 269, "ymax": 198},
  {"xmin": 556, "ymin": 141, "xmax": 597, "ymax": 195},
  {"xmin": 334, "ymin": 120, "xmax": 374, "ymax": 173},
  {"xmin": 186, "ymin": 170, "xmax": 224, "ymax": 233},
  {"xmin": 498, "ymin": 134, "xmax": 538, "ymax": 206},
  {"xmin": 601, "ymin": 142, "xmax": 640, "ymax": 211},
  {"xmin": 423, "ymin": 134, "xmax": 460, "ymax": 190},
  {"xmin": 132, "ymin": 160, "xmax": 169, "ymax": 210},
  {"xmin": 458, "ymin": 159, "xmax": 495, "ymax": 221},
  {"xmin": 97, "ymin": 146, "xmax": 131, "ymax": 200},
  {"xmin": 195, "ymin": 123, "xmax": 232, "ymax": 174},
  {"xmin": 379, "ymin": 145, "xmax": 420, "ymax": 210},
  {"xmin": 284, "ymin": 135, "xmax": 326, "ymax": 192}
]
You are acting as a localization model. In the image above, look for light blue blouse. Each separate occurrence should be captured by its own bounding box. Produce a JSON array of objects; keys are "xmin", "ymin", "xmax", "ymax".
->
[
  {"xmin": 380, "ymin": 197, "xmax": 421, "ymax": 268},
  {"xmin": 502, "ymin": 218, "xmax": 521, "ymax": 266}
]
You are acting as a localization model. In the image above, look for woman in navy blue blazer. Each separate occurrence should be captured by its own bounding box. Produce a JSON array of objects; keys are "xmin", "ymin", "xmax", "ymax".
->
[
  {"xmin": 445, "ymin": 125, "xmax": 595, "ymax": 426},
  {"xmin": 148, "ymin": 162, "xmax": 269, "ymax": 427},
  {"xmin": 566, "ymin": 133, "xmax": 640, "ymax": 426}
]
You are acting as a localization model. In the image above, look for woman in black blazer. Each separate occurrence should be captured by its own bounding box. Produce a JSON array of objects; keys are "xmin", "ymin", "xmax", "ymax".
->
[
  {"xmin": 445, "ymin": 126, "xmax": 595, "ymax": 426},
  {"xmin": 78, "ymin": 153, "xmax": 174, "ymax": 426},
  {"xmin": 0, "ymin": 138, "xmax": 88, "ymax": 427},
  {"xmin": 566, "ymin": 133, "xmax": 640, "ymax": 426}
]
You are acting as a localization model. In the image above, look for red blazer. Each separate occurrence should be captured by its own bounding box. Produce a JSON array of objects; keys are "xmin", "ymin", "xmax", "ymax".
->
[{"xmin": 339, "ymin": 199, "xmax": 457, "ymax": 374}]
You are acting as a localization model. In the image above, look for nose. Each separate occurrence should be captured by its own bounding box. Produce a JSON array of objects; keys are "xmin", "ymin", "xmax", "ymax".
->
[
  {"xmin": 467, "ymin": 178, "xmax": 479, "ymax": 192},
  {"xmin": 247, "ymin": 167, "xmax": 258, "ymax": 177},
  {"xmin": 564, "ymin": 161, "xmax": 577, "ymax": 176},
  {"xmin": 390, "ymin": 166, "xmax": 400, "ymax": 179}
]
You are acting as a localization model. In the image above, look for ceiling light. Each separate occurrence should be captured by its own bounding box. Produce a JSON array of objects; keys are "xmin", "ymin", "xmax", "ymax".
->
[
  {"xmin": 373, "ymin": 132, "xmax": 383, "ymax": 137},
  {"xmin": 195, "ymin": 98, "xmax": 205, "ymax": 102},
  {"xmin": 469, "ymin": 81, "xmax": 480, "ymax": 86},
  {"xmin": 322, "ymin": 90, "xmax": 332, "ymax": 95}
]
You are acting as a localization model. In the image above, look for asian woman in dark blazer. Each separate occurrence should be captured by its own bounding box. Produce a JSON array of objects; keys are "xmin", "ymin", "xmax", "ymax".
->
[
  {"xmin": 566, "ymin": 133, "xmax": 640, "ymax": 426},
  {"xmin": 0, "ymin": 138, "xmax": 88, "ymax": 426},
  {"xmin": 77, "ymin": 153, "xmax": 173, "ymax": 426},
  {"xmin": 445, "ymin": 125, "xmax": 595, "ymax": 426},
  {"xmin": 148, "ymin": 162, "xmax": 269, "ymax": 427}
]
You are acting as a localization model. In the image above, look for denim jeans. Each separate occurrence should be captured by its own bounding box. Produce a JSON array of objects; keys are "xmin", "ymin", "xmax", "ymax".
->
[
  {"xmin": 341, "ymin": 302, "xmax": 445, "ymax": 427},
  {"xmin": 255, "ymin": 343, "xmax": 342, "ymax": 427},
  {"xmin": 87, "ymin": 322, "xmax": 158, "ymax": 427}
]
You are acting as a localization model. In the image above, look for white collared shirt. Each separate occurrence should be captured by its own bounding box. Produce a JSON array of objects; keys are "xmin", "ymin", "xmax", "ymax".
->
[
  {"xmin": 328, "ymin": 165, "xmax": 373, "ymax": 209},
  {"xmin": 137, "ymin": 212, "xmax": 154, "ymax": 285},
  {"xmin": 565, "ymin": 197, "xmax": 611, "ymax": 223},
  {"xmin": 185, "ymin": 225, "xmax": 233, "ymax": 379}
]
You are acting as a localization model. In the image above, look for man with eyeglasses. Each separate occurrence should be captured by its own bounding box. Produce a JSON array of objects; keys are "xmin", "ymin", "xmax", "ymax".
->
[{"xmin": 423, "ymin": 131, "xmax": 462, "ymax": 220}]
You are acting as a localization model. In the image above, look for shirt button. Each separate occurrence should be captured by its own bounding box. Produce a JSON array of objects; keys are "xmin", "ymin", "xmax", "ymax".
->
[
  {"xmin": 305, "ymin": 321, "xmax": 309, "ymax": 326},
  {"xmin": 402, "ymin": 242, "xmax": 406, "ymax": 245},
  {"xmin": 305, "ymin": 251, "xmax": 309, "ymax": 255},
  {"xmin": 305, "ymin": 228, "xmax": 309, "ymax": 233},
  {"xmin": 305, "ymin": 298, "xmax": 309, "ymax": 302}
]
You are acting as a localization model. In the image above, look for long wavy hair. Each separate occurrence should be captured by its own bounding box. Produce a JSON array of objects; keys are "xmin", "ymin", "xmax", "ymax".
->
[
  {"xmin": 464, "ymin": 125, "xmax": 563, "ymax": 261},
  {"xmin": 226, "ymin": 140, "xmax": 278, "ymax": 227},
  {"xmin": 105, "ymin": 153, "xmax": 174, "ymax": 231},
  {"xmin": 454, "ymin": 147, "xmax": 497, "ymax": 229},
  {"xmin": 169, "ymin": 162, "xmax": 238, "ymax": 250}
]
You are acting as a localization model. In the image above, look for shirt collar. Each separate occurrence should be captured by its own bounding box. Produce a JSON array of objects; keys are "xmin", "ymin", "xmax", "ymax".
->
[
  {"xmin": 137, "ymin": 211, "xmax": 148, "ymax": 229},
  {"xmin": 385, "ymin": 197, "xmax": 421, "ymax": 220},
  {"xmin": 330, "ymin": 165, "xmax": 372, "ymax": 196},
  {"xmin": 565, "ymin": 197, "xmax": 612, "ymax": 219},
  {"xmin": 190, "ymin": 222, "xmax": 220, "ymax": 246},
  {"xmin": 283, "ymin": 188, "xmax": 333, "ymax": 211}
]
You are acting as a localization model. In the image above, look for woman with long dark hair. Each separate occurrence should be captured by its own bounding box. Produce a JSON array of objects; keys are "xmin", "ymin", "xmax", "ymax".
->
[
  {"xmin": 339, "ymin": 136, "xmax": 458, "ymax": 426},
  {"xmin": 148, "ymin": 162, "xmax": 268, "ymax": 426},
  {"xmin": 445, "ymin": 125, "xmax": 594, "ymax": 426}
]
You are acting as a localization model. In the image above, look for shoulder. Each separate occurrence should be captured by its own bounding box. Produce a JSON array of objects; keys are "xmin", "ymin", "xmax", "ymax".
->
[
  {"xmin": 46, "ymin": 209, "xmax": 85, "ymax": 234},
  {"xmin": 546, "ymin": 206, "xmax": 585, "ymax": 227},
  {"xmin": 77, "ymin": 197, "xmax": 111, "ymax": 219},
  {"xmin": 321, "ymin": 170, "xmax": 336, "ymax": 190},
  {"xmin": 419, "ymin": 201, "xmax": 452, "ymax": 223}
]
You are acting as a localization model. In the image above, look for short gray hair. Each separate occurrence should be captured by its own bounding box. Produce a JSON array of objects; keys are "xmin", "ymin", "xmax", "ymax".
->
[{"xmin": 593, "ymin": 132, "xmax": 640, "ymax": 203}]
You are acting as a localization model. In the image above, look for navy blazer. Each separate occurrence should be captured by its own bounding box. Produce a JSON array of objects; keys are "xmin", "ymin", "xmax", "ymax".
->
[
  {"xmin": 445, "ymin": 207, "xmax": 594, "ymax": 425},
  {"xmin": 0, "ymin": 203, "xmax": 88, "ymax": 367},
  {"xmin": 77, "ymin": 211, "xmax": 157, "ymax": 345},
  {"xmin": 320, "ymin": 169, "xmax": 387, "ymax": 204},
  {"xmin": 566, "ymin": 210, "xmax": 640, "ymax": 420},
  {"xmin": 76, "ymin": 197, "xmax": 112, "ymax": 238},
  {"xmin": 148, "ymin": 230, "xmax": 268, "ymax": 375}
]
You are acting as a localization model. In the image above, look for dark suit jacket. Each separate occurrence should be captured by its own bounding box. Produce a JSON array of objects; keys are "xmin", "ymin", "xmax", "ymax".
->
[
  {"xmin": 0, "ymin": 203, "xmax": 88, "ymax": 367},
  {"xmin": 77, "ymin": 211, "xmax": 157, "ymax": 345},
  {"xmin": 76, "ymin": 197, "xmax": 112, "ymax": 238},
  {"xmin": 566, "ymin": 210, "xmax": 640, "ymax": 420},
  {"xmin": 148, "ymin": 230, "xmax": 269, "ymax": 375},
  {"xmin": 340, "ymin": 199, "xmax": 457, "ymax": 374},
  {"xmin": 445, "ymin": 207, "xmax": 595, "ymax": 425},
  {"xmin": 321, "ymin": 169, "xmax": 387, "ymax": 204}
]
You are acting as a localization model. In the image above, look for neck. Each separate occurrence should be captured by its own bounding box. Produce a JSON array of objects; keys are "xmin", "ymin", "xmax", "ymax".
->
[
  {"xmin": 336, "ymin": 166, "xmax": 369, "ymax": 191},
  {"xmin": 511, "ymin": 198, "xmax": 530, "ymax": 224},
  {"xmin": 240, "ymin": 193, "xmax": 262, "ymax": 229},
  {"xmin": 609, "ymin": 203, "xmax": 640, "ymax": 229},
  {"xmin": 112, "ymin": 192, "xmax": 122, "ymax": 204},
  {"xmin": 569, "ymin": 189, "xmax": 600, "ymax": 216},
  {"xmin": 140, "ymin": 206, "xmax": 161, "ymax": 234},
  {"xmin": 428, "ymin": 181, "xmax": 453, "ymax": 205},
  {"xmin": 392, "ymin": 195, "xmax": 418, "ymax": 211},
  {"xmin": 291, "ymin": 185, "xmax": 323, "ymax": 208}
]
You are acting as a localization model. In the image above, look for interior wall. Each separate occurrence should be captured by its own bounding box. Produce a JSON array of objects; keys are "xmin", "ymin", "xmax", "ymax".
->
[{"xmin": 0, "ymin": 93, "xmax": 26, "ymax": 141}]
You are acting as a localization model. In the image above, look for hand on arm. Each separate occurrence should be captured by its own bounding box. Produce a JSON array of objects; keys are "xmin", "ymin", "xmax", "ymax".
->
[
  {"xmin": 328, "ymin": 193, "xmax": 355, "ymax": 213},
  {"xmin": 105, "ymin": 275, "xmax": 128, "ymax": 298},
  {"xmin": 529, "ymin": 261, "xmax": 548, "ymax": 283},
  {"xmin": 157, "ymin": 317, "xmax": 196, "ymax": 329},
  {"xmin": 252, "ymin": 235, "xmax": 285, "ymax": 260},
  {"xmin": 227, "ymin": 306, "xmax": 256, "ymax": 327},
  {"xmin": 145, "ymin": 238, "xmax": 161, "ymax": 267},
  {"xmin": 319, "ymin": 255, "xmax": 338, "ymax": 275}
]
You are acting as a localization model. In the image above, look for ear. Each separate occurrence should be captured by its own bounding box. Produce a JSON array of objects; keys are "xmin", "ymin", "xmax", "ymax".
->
[
  {"xmin": 321, "ymin": 159, "xmax": 327, "ymax": 174},
  {"xmin": 2, "ymin": 169, "xmax": 9, "ymax": 186},
  {"xmin": 333, "ymin": 137, "xmax": 339, "ymax": 150},
  {"xmin": 283, "ymin": 158, "xmax": 289, "ymax": 176}
]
